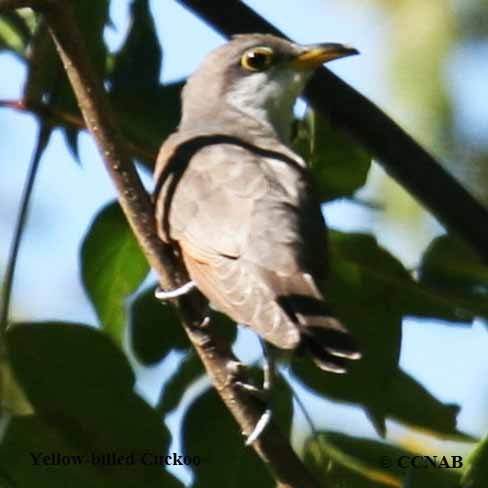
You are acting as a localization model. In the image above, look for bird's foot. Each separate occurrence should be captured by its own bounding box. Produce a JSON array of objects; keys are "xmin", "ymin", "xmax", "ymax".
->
[
  {"xmin": 234, "ymin": 380, "xmax": 271, "ymax": 403},
  {"xmin": 234, "ymin": 379, "xmax": 273, "ymax": 445},
  {"xmin": 235, "ymin": 340, "xmax": 275, "ymax": 445},
  {"xmin": 154, "ymin": 281, "xmax": 196, "ymax": 300}
]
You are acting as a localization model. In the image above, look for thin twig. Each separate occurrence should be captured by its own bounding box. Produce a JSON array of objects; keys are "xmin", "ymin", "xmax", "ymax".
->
[
  {"xmin": 0, "ymin": 122, "xmax": 51, "ymax": 335},
  {"xmin": 0, "ymin": 1, "xmax": 321, "ymax": 486}
]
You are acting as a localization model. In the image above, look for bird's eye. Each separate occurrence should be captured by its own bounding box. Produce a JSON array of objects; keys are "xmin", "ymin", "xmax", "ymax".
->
[{"xmin": 241, "ymin": 47, "xmax": 274, "ymax": 72}]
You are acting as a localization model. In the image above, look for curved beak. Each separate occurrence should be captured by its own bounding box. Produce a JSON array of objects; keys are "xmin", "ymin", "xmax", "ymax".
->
[{"xmin": 290, "ymin": 43, "xmax": 359, "ymax": 69}]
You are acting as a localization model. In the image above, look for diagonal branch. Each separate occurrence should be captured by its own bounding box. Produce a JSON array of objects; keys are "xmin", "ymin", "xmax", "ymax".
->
[
  {"xmin": 176, "ymin": 0, "xmax": 488, "ymax": 263},
  {"xmin": 0, "ymin": 0, "xmax": 321, "ymax": 487}
]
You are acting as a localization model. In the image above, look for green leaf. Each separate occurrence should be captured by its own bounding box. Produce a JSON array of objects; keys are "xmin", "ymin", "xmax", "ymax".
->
[
  {"xmin": 462, "ymin": 432, "xmax": 488, "ymax": 488},
  {"xmin": 130, "ymin": 287, "xmax": 237, "ymax": 365},
  {"xmin": 130, "ymin": 285, "xmax": 188, "ymax": 365},
  {"xmin": 0, "ymin": 11, "xmax": 35, "ymax": 56},
  {"xmin": 304, "ymin": 432, "xmax": 462, "ymax": 488},
  {"xmin": 3, "ymin": 322, "xmax": 182, "ymax": 488},
  {"xmin": 114, "ymin": 81, "xmax": 183, "ymax": 167},
  {"xmin": 330, "ymin": 231, "xmax": 483, "ymax": 322},
  {"xmin": 295, "ymin": 109, "xmax": 371, "ymax": 202},
  {"xmin": 183, "ymin": 389, "xmax": 272, "ymax": 486},
  {"xmin": 0, "ymin": 416, "xmax": 109, "ymax": 488},
  {"xmin": 108, "ymin": 0, "xmax": 182, "ymax": 165},
  {"xmin": 151, "ymin": 311, "xmax": 239, "ymax": 416},
  {"xmin": 137, "ymin": 306, "xmax": 240, "ymax": 416},
  {"xmin": 22, "ymin": 22, "xmax": 59, "ymax": 107},
  {"xmin": 208, "ymin": 310, "xmax": 238, "ymax": 345},
  {"xmin": 402, "ymin": 469, "xmax": 461, "ymax": 488},
  {"xmin": 74, "ymin": 0, "xmax": 110, "ymax": 78},
  {"xmin": 0, "ymin": 359, "xmax": 33, "ymax": 415},
  {"xmin": 304, "ymin": 432, "xmax": 406, "ymax": 487},
  {"xmin": 110, "ymin": 0, "xmax": 161, "ymax": 93},
  {"xmin": 419, "ymin": 235, "xmax": 488, "ymax": 319},
  {"xmin": 63, "ymin": 127, "xmax": 81, "ymax": 164},
  {"xmin": 386, "ymin": 369, "xmax": 470, "ymax": 440},
  {"xmin": 81, "ymin": 202, "xmax": 149, "ymax": 344},
  {"xmin": 294, "ymin": 358, "xmax": 467, "ymax": 440}
]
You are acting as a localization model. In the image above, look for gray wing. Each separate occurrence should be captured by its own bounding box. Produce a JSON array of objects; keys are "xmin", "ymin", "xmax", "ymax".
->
[{"xmin": 155, "ymin": 140, "xmax": 324, "ymax": 348}]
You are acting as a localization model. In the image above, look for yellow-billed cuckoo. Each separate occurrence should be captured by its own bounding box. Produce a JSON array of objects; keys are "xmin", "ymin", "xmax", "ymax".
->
[{"xmin": 154, "ymin": 34, "xmax": 361, "ymax": 378}]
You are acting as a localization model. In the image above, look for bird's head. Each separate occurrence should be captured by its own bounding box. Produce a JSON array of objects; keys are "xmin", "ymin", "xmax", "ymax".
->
[{"xmin": 180, "ymin": 34, "xmax": 358, "ymax": 142}]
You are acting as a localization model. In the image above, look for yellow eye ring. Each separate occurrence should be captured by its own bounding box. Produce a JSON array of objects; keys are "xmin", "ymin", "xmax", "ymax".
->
[{"xmin": 241, "ymin": 47, "xmax": 274, "ymax": 72}]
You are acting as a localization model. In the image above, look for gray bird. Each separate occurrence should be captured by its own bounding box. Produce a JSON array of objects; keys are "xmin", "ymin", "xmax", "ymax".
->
[{"xmin": 154, "ymin": 34, "xmax": 361, "ymax": 374}]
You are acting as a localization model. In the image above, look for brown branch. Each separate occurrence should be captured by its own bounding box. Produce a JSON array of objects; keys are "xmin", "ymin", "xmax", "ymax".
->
[
  {"xmin": 176, "ymin": 0, "xmax": 488, "ymax": 263},
  {"xmin": 0, "ymin": 1, "xmax": 320, "ymax": 487}
]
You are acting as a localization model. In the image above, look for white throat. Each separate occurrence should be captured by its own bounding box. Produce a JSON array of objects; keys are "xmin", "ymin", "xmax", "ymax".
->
[{"xmin": 225, "ymin": 70, "xmax": 307, "ymax": 143}]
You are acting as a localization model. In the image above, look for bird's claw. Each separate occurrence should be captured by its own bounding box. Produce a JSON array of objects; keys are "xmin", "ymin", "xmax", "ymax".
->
[
  {"xmin": 234, "ymin": 380, "xmax": 271, "ymax": 403},
  {"xmin": 235, "ymin": 380, "xmax": 273, "ymax": 445},
  {"xmin": 155, "ymin": 281, "xmax": 196, "ymax": 300},
  {"xmin": 236, "ymin": 339, "xmax": 276, "ymax": 445},
  {"xmin": 245, "ymin": 409, "xmax": 272, "ymax": 445}
]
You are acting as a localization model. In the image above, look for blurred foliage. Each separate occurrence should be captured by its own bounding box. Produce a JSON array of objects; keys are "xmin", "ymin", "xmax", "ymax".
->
[
  {"xmin": 129, "ymin": 285, "xmax": 189, "ymax": 365},
  {"xmin": 346, "ymin": 0, "xmax": 488, "ymax": 264},
  {"xmin": 1, "ymin": 0, "xmax": 488, "ymax": 486},
  {"xmin": 303, "ymin": 431, "xmax": 461, "ymax": 487},
  {"xmin": 420, "ymin": 235, "xmax": 488, "ymax": 297},
  {"xmin": 0, "ymin": 9, "xmax": 35, "ymax": 55},
  {"xmin": 2, "ymin": 322, "xmax": 182, "ymax": 488},
  {"xmin": 462, "ymin": 432, "xmax": 488, "ymax": 488},
  {"xmin": 0, "ymin": 359, "xmax": 33, "ymax": 415},
  {"xmin": 292, "ymin": 231, "xmax": 479, "ymax": 439},
  {"xmin": 183, "ymin": 388, "xmax": 273, "ymax": 486},
  {"xmin": 81, "ymin": 201, "xmax": 149, "ymax": 345},
  {"xmin": 294, "ymin": 109, "xmax": 371, "ymax": 202}
]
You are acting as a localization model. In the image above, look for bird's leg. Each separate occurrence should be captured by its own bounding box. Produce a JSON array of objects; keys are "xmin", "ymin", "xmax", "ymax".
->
[
  {"xmin": 154, "ymin": 281, "xmax": 196, "ymax": 300},
  {"xmin": 234, "ymin": 340, "xmax": 275, "ymax": 400},
  {"xmin": 235, "ymin": 339, "xmax": 275, "ymax": 445},
  {"xmin": 261, "ymin": 339, "xmax": 275, "ymax": 393},
  {"xmin": 246, "ymin": 340, "xmax": 275, "ymax": 444}
]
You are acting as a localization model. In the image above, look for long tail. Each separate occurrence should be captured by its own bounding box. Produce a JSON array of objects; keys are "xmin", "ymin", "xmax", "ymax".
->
[
  {"xmin": 183, "ymin": 250, "xmax": 361, "ymax": 372},
  {"xmin": 273, "ymin": 272, "xmax": 361, "ymax": 373}
]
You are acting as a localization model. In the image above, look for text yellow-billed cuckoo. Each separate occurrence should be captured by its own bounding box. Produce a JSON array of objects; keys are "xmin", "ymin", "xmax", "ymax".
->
[{"xmin": 154, "ymin": 34, "xmax": 361, "ymax": 438}]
